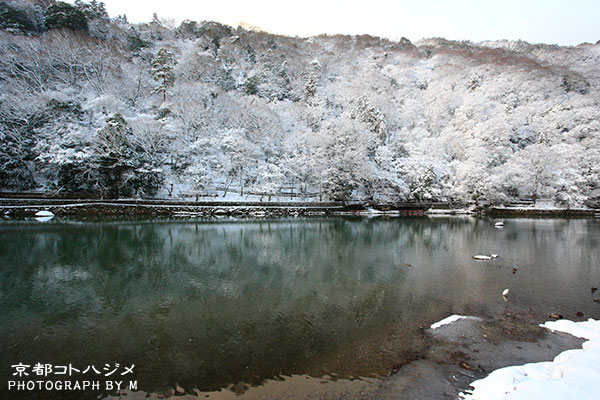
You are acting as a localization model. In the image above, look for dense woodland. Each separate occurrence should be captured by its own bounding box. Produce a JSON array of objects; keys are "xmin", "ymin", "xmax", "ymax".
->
[{"xmin": 1, "ymin": 0, "xmax": 599, "ymax": 205}]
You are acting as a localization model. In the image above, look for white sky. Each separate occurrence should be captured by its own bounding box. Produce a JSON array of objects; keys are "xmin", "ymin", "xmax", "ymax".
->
[{"xmin": 74, "ymin": 0, "xmax": 600, "ymax": 45}]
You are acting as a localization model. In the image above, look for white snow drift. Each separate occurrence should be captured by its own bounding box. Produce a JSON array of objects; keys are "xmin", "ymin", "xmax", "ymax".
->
[{"xmin": 460, "ymin": 318, "xmax": 600, "ymax": 400}]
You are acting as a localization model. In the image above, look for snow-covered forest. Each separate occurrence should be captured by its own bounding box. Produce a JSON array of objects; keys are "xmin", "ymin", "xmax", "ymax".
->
[{"xmin": 1, "ymin": 0, "xmax": 599, "ymax": 205}]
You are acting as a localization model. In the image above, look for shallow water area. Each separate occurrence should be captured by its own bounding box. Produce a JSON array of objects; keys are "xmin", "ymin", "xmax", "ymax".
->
[{"xmin": 0, "ymin": 216, "xmax": 599, "ymax": 399}]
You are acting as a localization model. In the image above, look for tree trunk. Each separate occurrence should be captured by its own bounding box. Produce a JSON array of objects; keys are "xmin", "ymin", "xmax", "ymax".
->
[
  {"xmin": 223, "ymin": 176, "xmax": 232, "ymax": 197},
  {"xmin": 239, "ymin": 170, "xmax": 244, "ymax": 197},
  {"xmin": 533, "ymin": 174, "xmax": 540, "ymax": 204}
]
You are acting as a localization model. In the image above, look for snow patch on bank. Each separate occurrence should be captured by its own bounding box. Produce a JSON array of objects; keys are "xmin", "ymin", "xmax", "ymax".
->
[
  {"xmin": 540, "ymin": 319, "xmax": 600, "ymax": 340},
  {"xmin": 430, "ymin": 315, "xmax": 482, "ymax": 330},
  {"xmin": 460, "ymin": 318, "xmax": 600, "ymax": 400}
]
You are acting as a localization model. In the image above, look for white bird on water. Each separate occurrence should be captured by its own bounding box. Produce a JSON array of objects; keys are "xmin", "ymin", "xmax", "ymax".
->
[
  {"xmin": 502, "ymin": 288, "xmax": 510, "ymax": 296},
  {"xmin": 472, "ymin": 254, "xmax": 499, "ymax": 260}
]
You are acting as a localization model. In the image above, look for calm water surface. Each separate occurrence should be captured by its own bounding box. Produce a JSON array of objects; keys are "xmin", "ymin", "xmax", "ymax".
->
[{"xmin": 0, "ymin": 216, "xmax": 599, "ymax": 399}]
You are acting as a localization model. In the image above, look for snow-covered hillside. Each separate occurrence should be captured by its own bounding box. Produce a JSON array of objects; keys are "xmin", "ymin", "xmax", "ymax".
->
[{"xmin": 1, "ymin": 1, "xmax": 599, "ymax": 205}]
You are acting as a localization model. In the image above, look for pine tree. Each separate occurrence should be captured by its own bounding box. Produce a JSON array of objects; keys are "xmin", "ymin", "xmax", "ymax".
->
[
  {"xmin": 44, "ymin": 1, "xmax": 88, "ymax": 32},
  {"xmin": 151, "ymin": 48, "xmax": 176, "ymax": 102},
  {"xmin": 350, "ymin": 95, "xmax": 386, "ymax": 141},
  {"xmin": 411, "ymin": 165, "xmax": 437, "ymax": 201},
  {"xmin": 74, "ymin": 0, "xmax": 109, "ymax": 21},
  {"xmin": 304, "ymin": 73, "xmax": 317, "ymax": 100}
]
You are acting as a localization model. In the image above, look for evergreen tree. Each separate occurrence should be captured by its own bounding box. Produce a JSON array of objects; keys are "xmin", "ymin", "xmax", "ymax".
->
[
  {"xmin": 304, "ymin": 73, "xmax": 317, "ymax": 100},
  {"xmin": 44, "ymin": 1, "xmax": 88, "ymax": 32},
  {"xmin": 411, "ymin": 165, "xmax": 437, "ymax": 201},
  {"xmin": 73, "ymin": 0, "xmax": 108, "ymax": 21},
  {"xmin": 151, "ymin": 48, "xmax": 176, "ymax": 102},
  {"xmin": 0, "ymin": 1, "xmax": 38, "ymax": 33}
]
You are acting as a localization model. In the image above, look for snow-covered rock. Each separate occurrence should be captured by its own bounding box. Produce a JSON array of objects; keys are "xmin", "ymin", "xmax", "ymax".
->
[{"xmin": 34, "ymin": 210, "xmax": 54, "ymax": 217}]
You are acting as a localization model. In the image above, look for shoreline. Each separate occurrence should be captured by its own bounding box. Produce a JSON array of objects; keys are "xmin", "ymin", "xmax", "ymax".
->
[
  {"xmin": 487, "ymin": 206, "xmax": 597, "ymax": 218},
  {"xmin": 0, "ymin": 197, "xmax": 597, "ymax": 218},
  {"xmin": 378, "ymin": 312, "xmax": 588, "ymax": 400},
  {"xmin": 104, "ymin": 312, "xmax": 589, "ymax": 400}
]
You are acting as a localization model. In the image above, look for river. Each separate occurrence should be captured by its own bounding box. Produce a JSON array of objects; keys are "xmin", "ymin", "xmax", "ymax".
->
[{"xmin": 0, "ymin": 216, "xmax": 598, "ymax": 399}]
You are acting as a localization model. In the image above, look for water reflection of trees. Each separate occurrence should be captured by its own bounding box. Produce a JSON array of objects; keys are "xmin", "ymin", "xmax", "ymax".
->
[{"xmin": 0, "ymin": 217, "xmax": 597, "ymax": 394}]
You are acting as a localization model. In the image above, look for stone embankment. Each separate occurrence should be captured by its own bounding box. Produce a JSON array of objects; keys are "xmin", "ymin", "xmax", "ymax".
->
[
  {"xmin": 0, "ymin": 195, "xmax": 598, "ymax": 218},
  {"xmin": 0, "ymin": 199, "xmax": 345, "ymax": 218},
  {"xmin": 487, "ymin": 207, "xmax": 597, "ymax": 218}
]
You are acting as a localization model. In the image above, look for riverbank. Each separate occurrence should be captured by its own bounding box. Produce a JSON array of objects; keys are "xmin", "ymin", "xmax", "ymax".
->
[
  {"xmin": 461, "ymin": 318, "xmax": 600, "ymax": 399},
  {"xmin": 0, "ymin": 201, "xmax": 342, "ymax": 218},
  {"xmin": 384, "ymin": 312, "xmax": 589, "ymax": 400},
  {"xmin": 105, "ymin": 311, "xmax": 590, "ymax": 400},
  {"xmin": 0, "ymin": 197, "xmax": 597, "ymax": 218},
  {"xmin": 487, "ymin": 206, "xmax": 598, "ymax": 218}
]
